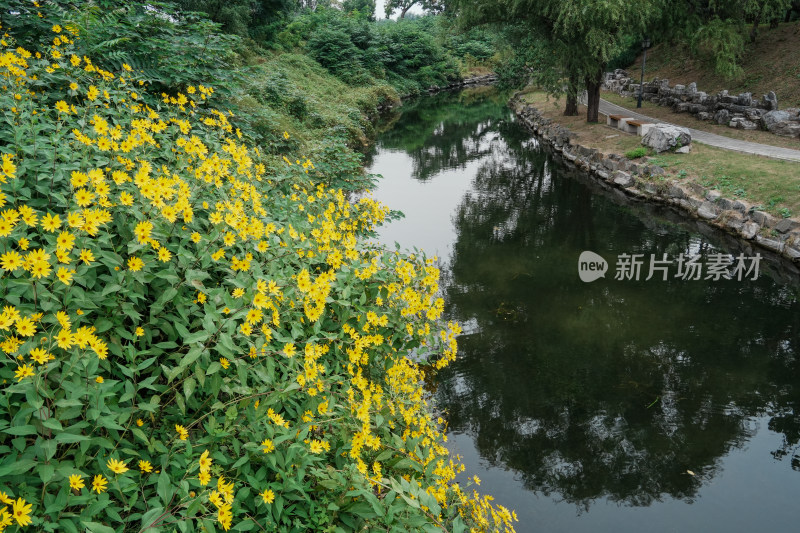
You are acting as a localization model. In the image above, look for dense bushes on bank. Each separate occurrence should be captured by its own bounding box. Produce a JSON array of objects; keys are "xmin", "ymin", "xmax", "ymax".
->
[{"xmin": 0, "ymin": 3, "xmax": 516, "ymax": 532}]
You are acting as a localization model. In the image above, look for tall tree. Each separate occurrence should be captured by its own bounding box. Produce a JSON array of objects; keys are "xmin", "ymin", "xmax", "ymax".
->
[
  {"xmin": 450, "ymin": 0, "xmax": 660, "ymax": 122},
  {"xmin": 384, "ymin": 0, "xmax": 443, "ymax": 19},
  {"xmin": 175, "ymin": 0, "xmax": 299, "ymax": 35},
  {"xmin": 342, "ymin": 0, "xmax": 376, "ymax": 20}
]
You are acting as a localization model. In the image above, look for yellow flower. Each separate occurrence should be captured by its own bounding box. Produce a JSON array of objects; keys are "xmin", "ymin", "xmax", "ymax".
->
[
  {"xmin": 107, "ymin": 458, "xmax": 129, "ymax": 474},
  {"xmin": 29, "ymin": 347, "xmax": 51, "ymax": 365},
  {"xmin": 232, "ymin": 288, "xmax": 244, "ymax": 298},
  {"xmin": 92, "ymin": 474, "xmax": 108, "ymax": 493},
  {"xmin": 261, "ymin": 489, "xmax": 275, "ymax": 504},
  {"xmin": 175, "ymin": 424, "xmax": 189, "ymax": 440},
  {"xmin": 157, "ymin": 248, "xmax": 171, "ymax": 262},
  {"xmin": 190, "ymin": 232, "xmax": 201, "ymax": 243},
  {"xmin": 198, "ymin": 450, "xmax": 212, "ymax": 471},
  {"xmin": 198, "ymin": 470, "xmax": 211, "ymax": 486},
  {"xmin": 41, "ymin": 213, "xmax": 61, "ymax": 232},
  {"xmin": 0, "ymin": 251, "xmax": 24, "ymax": 271},
  {"xmin": 127, "ymin": 256, "xmax": 144, "ymax": 271},
  {"xmin": 220, "ymin": 358, "xmax": 230, "ymax": 369},
  {"xmin": 74, "ymin": 189, "xmax": 94, "ymax": 206},
  {"xmin": 68, "ymin": 474, "xmax": 84, "ymax": 491},
  {"xmin": 136, "ymin": 418, "xmax": 144, "ymax": 426},
  {"xmin": 79, "ymin": 249, "xmax": 94, "ymax": 264},
  {"xmin": 283, "ymin": 343, "xmax": 296, "ymax": 358},
  {"xmin": 56, "ymin": 267, "xmax": 74, "ymax": 285},
  {"xmin": 95, "ymin": 376, "xmax": 103, "ymax": 383},
  {"xmin": 217, "ymin": 503, "xmax": 233, "ymax": 531},
  {"xmin": 135, "ymin": 327, "xmax": 144, "ymax": 337},
  {"xmin": 134, "ymin": 220, "xmax": 153, "ymax": 244},
  {"xmin": 260, "ymin": 439, "xmax": 274, "ymax": 453},
  {"xmin": 15, "ymin": 317, "xmax": 36, "ymax": 337},
  {"xmin": 309, "ymin": 440, "xmax": 324, "ymax": 454},
  {"xmin": 56, "ymin": 329, "xmax": 73, "ymax": 350},
  {"xmin": 11, "ymin": 497, "xmax": 32, "ymax": 527},
  {"xmin": 138, "ymin": 460, "xmax": 153, "ymax": 473},
  {"xmin": 14, "ymin": 364, "xmax": 34, "ymax": 382}
]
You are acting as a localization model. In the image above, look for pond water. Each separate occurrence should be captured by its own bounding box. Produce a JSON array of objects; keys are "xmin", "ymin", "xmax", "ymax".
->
[{"xmin": 365, "ymin": 87, "xmax": 800, "ymax": 533}]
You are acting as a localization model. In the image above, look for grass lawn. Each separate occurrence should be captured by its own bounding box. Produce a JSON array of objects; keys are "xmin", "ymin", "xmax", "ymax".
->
[{"xmin": 518, "ymin": 88, "xmax": 800, "ymax": 217}]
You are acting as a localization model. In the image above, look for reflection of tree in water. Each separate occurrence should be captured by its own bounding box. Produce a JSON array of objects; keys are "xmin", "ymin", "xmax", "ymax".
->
[
  {"xmin": 434, "ymin": 129, "xmax": 800, "ymax": 508},
  {"xmin": 366, "ymin": 87, "xmax": 514, "ymax": 182}
]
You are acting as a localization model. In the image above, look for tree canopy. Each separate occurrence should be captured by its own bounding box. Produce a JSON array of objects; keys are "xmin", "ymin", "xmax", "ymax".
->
[{"xmin": 450, "ymin": 0, "xmax": 660, "ymax": 121}]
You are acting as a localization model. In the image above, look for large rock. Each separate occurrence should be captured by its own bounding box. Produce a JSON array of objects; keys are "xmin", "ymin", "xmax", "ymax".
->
[
  {"xmin": 729, "ymin": 117, "xmax": 758, "ymax": 130},
  {"xmin": 714, "ymin": 109, "xmax": 730, "ymax": 125},
  {"xmin": 762, "ymin": 91, "xmax": 778, "ymax": 111},
  {"xmin": 762, "ymin": 110, "xmax": 800, "ymax": 137},
  {"xmin": 762, "ymin": 110, "xmax": 791, "ymax": 130},
  {"xmin": 641, "ymin": 125, "xmax": 692, "ymax": 153}
]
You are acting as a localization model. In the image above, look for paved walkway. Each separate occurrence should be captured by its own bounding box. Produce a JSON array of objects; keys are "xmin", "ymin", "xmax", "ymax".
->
[{"xmin": 594, "ymin": 97, "xmax": 800, "ymax": 163}]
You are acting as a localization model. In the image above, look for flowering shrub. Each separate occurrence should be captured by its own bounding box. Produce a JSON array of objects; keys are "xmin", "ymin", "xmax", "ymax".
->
[{"xmin": 0, "ymin": 14, "xmax": 516, "ymax": 533}]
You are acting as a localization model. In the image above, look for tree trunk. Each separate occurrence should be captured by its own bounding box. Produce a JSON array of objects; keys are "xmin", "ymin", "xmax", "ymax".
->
[
  {"xmin": 750, "ymin": 19, "xmax": 760, "ymax": 42},
  {"xmin": 750, "ymin": 7, "xmax": 763, "ymax": 42},
  {"xmin": 585, "ymin": 68, "xmax": 603, "ymax": 123},
  {"xmin": 564, "ymin": 94, "xmax": 579, "ymax": 116},
  {"xmin": 400, "ymin": 3, "xmax": 412, "ymax": 18},
  {"xmin": 563, "ymin": 73, "xmax": 579, "ymax": 116}
]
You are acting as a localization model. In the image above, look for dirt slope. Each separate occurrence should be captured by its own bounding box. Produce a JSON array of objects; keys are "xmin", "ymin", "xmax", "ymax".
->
[{"xmin": 626, "ymin": 22, "xmax": 800, "ymax": 108}]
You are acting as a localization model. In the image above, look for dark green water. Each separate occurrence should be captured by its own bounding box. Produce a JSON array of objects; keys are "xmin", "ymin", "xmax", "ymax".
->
[{"xmin": 365, "ymin": 87, "xmax": 800, "ymax": 533}]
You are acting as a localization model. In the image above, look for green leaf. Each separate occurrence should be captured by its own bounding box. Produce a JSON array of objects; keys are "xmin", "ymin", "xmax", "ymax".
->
[
  {"xmin": 39, "ymin": 463, "xmax": 55, "ymax": 483},
  {"xmin": 157, "ymin": 470, "xmax": 172, "ymax": 506},
  {"xmin": 41, "ymin": 418, "xmax": 63, "ymax": 431},
  {"xmin": 140, "ymin": 507, "xmax": 165, "ymax": 532},
  {"xmin": 3, "ymin": 425, "xmax": 37, "ymax": 436},
  {"xmin": 0, "ymin": 458, "xmax": 36, "ymax": 477},
  {"xmin": 83, "ymin": 521, "xmax": 116, "ymax": 533}
]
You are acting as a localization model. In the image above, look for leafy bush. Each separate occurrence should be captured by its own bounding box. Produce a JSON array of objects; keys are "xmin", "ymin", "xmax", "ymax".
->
[
  {"xmin": 0, "ymin": 14, "xmax": 516, "ymax": 533},
  {"xmin": 625, "ymin": 146, "xmax": 649, "ymax": 159},
  {"xmin": 306, "ymin": 25, "xmax": 372, "ymax": 85},
  {"xmin": 1, "ymin": 0, "xmax": 241, "ymax": 97}
]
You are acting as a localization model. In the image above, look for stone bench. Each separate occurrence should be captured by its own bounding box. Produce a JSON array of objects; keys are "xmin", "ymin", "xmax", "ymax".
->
[
  {"xmin": 606, "ymin": 114, "xmax": 626, "ymax": 128},
  {"xmin": 623, "ymin": 119, "xmax": 655, "ymax": 136}
]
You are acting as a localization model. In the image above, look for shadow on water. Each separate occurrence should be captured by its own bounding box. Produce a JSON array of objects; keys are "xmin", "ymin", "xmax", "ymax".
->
[{"xmin": 368, "ymin": 87, "xmax": 800, "ymax": 532}]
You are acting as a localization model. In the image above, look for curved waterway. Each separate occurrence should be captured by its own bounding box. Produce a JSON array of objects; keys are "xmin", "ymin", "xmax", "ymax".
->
[{"xmin": 365, "ymin": 87, "xmax": 800, "ymax": 533}]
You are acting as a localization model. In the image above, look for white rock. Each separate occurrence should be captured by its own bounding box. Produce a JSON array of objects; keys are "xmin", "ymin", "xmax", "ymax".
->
[{"xmin": 641, "ymin": 125, "xmax": 692, "ymax": 153}]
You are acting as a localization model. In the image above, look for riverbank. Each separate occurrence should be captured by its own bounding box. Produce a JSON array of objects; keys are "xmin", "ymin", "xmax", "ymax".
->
[{"xmin": 509, "ymin": 92, "xmax": 800, "ymax": 268}]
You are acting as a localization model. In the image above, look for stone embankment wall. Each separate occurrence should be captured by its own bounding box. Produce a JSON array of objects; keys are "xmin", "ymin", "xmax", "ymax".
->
[
  {"xmin": 603, "ymin": 69, "xmax": 800, "ymax": 138},
  {"xmin": 508, "ymin": 94, "xmax": 800, "ymax": 267}
]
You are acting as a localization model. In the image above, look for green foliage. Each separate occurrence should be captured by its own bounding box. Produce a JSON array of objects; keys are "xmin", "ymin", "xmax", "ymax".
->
[
  {"xmin": 608, "ymin": 34, "xmax": 642, "ymax": 72},
  {"xmin": 384, "ymin": 0, "xmax": 444, "ymax": 19},
  {"xmin": 277, "ymin": 10, "xmax": 464, "ymax": 95},
  {"xmin": 691, "ymin": 18, "xmax": 745, "ymax": 78},
  {"xmin": 175, "ymin": 0, "xmax": 300, "ymax": 40},
  {"xmin": 342, "ymin": 0, "xmax": 377, "ymax": 21},
  {"xmin": 625, "ymin": 147, "xmax": 648, "ymax": 159},
  {"xmin": 307, "ymin": 24, "xmax": 373, "ymax": 84},
  {"xmin": 0, "ymin": 11, "xmax": 516, "ymax": 532},
  {"xmin": 1, "ymin": 0, "xmax": 241, "ymax": 96}
]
